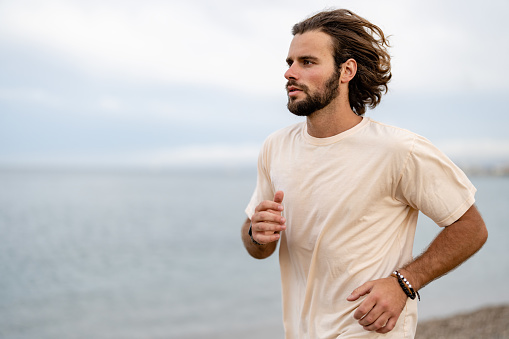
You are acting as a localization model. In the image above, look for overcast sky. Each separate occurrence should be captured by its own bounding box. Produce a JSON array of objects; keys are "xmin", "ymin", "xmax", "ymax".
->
[{"xmin": 1, "ymin": 0, "xmax": 508, "ymax": 169}]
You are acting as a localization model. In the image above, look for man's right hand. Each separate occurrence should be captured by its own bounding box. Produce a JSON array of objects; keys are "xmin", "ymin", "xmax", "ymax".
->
[{"xmin": 250, "ymin": 191, "xmax": 286, "ymax": 245}]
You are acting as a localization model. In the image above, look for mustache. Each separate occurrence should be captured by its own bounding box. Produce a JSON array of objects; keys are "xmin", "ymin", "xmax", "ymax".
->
[{"xmin": 286, "ymin": 80, "xmax": 309, "ymax": 92}]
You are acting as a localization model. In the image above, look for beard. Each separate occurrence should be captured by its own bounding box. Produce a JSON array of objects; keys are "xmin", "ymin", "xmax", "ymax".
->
[{"xmin": 286, "ymin": 70, "xmax": 340, "ymax": 117}]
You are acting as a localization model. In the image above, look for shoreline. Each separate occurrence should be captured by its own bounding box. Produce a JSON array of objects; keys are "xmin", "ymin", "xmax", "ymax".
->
[{"xmin": 180, "ymin": 304, "xmax": 509, "ymax": 339}]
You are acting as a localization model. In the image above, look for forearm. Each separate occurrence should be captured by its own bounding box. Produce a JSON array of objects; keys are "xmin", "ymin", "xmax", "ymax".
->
[
  {"xmin": 347, "ymin": 205, "xmax": 487, "ymax": 334},
  {"xmin": 401, "ymin": 205, "xmax": 488, "ymax": 291},
  {"xmin": 241, "ymin": 218, "xmax": 278, "ymax": 259}
]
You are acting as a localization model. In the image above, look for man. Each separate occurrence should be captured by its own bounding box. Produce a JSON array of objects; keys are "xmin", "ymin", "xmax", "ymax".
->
[{"xmin": 241, "ymin": 9, "xmax": 487, "ymax": 339}]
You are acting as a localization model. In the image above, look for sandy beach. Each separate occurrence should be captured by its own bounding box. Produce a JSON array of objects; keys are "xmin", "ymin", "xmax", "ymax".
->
[{"xmin": 416, "ymin": 304, "xmax": 509, "ymax": 339}]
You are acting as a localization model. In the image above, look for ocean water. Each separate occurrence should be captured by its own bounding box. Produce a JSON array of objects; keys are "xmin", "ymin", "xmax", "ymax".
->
[{"xmin": 0, "ymin": 169, "xmax": 507, "ymax": 338}]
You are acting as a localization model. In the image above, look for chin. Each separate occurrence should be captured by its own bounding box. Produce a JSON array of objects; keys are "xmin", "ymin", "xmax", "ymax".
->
[{"xmin": 287, "ymin": 106, "xmax": 314, "ymax": 117}]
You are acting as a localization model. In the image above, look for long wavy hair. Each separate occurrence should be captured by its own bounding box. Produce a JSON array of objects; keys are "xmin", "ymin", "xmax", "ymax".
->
[{"xmin": 292, "ymin": 9, "xmax": 392, "ymax": 115}]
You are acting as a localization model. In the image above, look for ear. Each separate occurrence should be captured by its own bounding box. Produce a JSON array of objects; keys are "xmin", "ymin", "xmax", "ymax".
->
[{"xmin": 340, "ymin": 58, "xmax": 357, "ymax": 83}]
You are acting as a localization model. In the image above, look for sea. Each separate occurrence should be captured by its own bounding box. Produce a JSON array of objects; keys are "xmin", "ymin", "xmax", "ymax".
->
[{"xmin": 0, "ymin": 168, "xmax": 508, "ymax": 339}]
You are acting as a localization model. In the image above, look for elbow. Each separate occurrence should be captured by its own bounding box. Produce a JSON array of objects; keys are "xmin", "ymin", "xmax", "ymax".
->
[
  {"xmin": 471, "ymin": 215, "xmax": 488, "ymax": 252},
  {"xmin": 251, "ymin": 251, "xmax": 271, "ymax": 260},
  {"xmin": 478, "ymin": 222, "xmax": 488, "ymax": 249},
  {"xmin": 469, "ymin": 205, "xmax": 488, "ymax": 250}
]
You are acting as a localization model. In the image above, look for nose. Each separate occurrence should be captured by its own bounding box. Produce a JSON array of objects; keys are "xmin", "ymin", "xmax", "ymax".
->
[{"xmin": 284, "ymin": 64, "xmax": 298, "ymax": 81}]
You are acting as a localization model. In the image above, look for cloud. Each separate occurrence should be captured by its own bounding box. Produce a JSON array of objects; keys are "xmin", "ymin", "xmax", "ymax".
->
[
  {"xmin": 1, "ymin": 0, "xmax": 507, "ymax": 170},
  {"xmin": 0, "ymin": 87, "xmax": 63, "ymax": 107},
  {"xmin": 2, "ymin": 0, "xmax": 507, "ymax": 96},
  {"xmin": 0, "ymin": 0, "xmax": 290, "ymax": 95},
  {"xmin": 98, "ymin": 96, "xmax": 123, "ymax": 112},
  {"xmin": 385, "ymin": 4, "xmax": 507, "ymax": 93}
]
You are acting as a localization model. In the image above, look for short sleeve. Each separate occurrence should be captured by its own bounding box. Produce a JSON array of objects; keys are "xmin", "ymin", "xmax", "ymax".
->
[
  {"xmin": 395, "ymin": 135, "xmax": 476, "ymax": 227},
  {"xmin": 245, "ymin": 140, "xmax": 275, "ymax": 219}
]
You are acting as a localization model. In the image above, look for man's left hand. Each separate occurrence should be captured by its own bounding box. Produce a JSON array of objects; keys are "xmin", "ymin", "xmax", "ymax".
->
[{"xmin": 346, "ymin": 277, "xmax": 407, "ymax": 333}]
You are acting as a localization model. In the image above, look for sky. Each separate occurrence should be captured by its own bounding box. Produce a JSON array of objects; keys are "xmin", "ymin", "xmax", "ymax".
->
[{"xmin": 1, "ymin": 0, "xmax": 508, "ymax": 170}]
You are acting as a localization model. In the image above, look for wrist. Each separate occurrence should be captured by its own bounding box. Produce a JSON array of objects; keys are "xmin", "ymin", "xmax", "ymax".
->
[
  {"xmin": 391, "ymin": 270, "xmax": 420, "ymax": 301},
  {"xmin": 248, "ymin": 223, "xmax": 263, "ymax": 246},
  {"xmin": 398, "ymin": 268, "xmax": 422, "ymax": 291}
]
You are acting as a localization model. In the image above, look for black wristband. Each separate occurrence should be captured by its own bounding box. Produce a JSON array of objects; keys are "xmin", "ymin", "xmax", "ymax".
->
[{"xmin": 248, "ymin": 223, "xmax": 263, "ymax": 246}]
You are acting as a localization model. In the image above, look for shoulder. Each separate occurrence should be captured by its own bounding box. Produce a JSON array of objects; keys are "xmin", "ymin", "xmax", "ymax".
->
[
  {"xmin": 365, "ymin": 118, "xmax": 419, "ymax": 140},
  {"xmin": 262, "ymin": 122, "xmax": 305, "ymax": 150},
  {"xmin": 361, "ymin": 118, "xmax": 423, "ymax": 153},
  {"xmin": 256, "ymin": 122, "xmax": 304, "ymax": 170},
  {"xmin": 267, "ymin": 122, "xmax": 304, "ymax": 140},
  {"xmin": 367, "ymin": 120, "xmax": 449, "ymax": 161}
]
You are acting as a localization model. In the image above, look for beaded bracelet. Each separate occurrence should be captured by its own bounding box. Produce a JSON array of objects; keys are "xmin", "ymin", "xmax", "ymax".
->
[{"xmin": 391, "ymin": 271, "xmax": 421, "ymax": 301}]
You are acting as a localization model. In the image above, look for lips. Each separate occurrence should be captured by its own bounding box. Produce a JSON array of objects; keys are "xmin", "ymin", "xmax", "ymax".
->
[{"xmin": 286, "ymin": 84, "xmax": 304, "ymax": 98}]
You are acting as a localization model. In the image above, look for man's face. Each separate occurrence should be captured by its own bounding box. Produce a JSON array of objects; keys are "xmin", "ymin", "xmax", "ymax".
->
[{"xmin": 285, "ymin": 30, "xmax": 340, "ymax": 117}]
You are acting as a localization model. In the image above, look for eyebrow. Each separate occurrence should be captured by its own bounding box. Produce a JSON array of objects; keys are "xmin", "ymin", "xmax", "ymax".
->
[{"xmin": 286, "ymin": 55, "xmax": 320, "ymax": 65}]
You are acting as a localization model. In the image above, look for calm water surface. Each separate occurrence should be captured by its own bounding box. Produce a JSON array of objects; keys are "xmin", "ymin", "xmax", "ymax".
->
[{"xmin": 0, "ymin": 170, "xmax": 507, "ymax": 338}]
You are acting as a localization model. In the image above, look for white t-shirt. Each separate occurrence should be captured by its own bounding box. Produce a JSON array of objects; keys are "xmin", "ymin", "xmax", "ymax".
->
[{"xmin": 245, "ymin": 117, "xmax": 476, "ymax": 339}]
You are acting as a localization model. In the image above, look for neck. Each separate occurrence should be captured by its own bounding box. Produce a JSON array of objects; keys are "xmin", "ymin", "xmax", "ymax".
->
[{"xmin": 306, "ymin": 99, "xmax": 363, "ymax": 138}]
